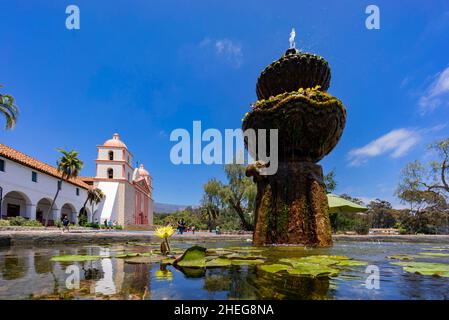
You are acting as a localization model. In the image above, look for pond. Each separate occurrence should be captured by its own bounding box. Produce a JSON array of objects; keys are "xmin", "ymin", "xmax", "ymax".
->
[{"xmin": 1, "ymin": 240, "xmax": 449, "ymax": 300}]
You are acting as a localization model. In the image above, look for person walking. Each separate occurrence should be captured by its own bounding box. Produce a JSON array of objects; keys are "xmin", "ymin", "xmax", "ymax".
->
[{"xmin": 62, "ymin": 215, "xmax": 70, "ymax": 233}]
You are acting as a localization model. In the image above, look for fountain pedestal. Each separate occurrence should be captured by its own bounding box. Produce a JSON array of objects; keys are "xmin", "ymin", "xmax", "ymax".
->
[
  {"xmin": 248, "ymin": 161, "xmax": 332, "ymax": 246},
  {"xmin": 242, "ymin": 43, "xmax": 346, "ymax": 247}
]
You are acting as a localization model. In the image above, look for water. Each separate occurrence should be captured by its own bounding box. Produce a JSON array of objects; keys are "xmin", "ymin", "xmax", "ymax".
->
[{"xmin": 1, "ymin": 240, "xmax": 449, "ymax": 300}]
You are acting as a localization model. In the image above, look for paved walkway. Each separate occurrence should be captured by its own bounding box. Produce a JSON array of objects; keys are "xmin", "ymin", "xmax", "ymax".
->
[{"xmin": 0, "ymin": 229, "xmax": 252, "ymax": 247}]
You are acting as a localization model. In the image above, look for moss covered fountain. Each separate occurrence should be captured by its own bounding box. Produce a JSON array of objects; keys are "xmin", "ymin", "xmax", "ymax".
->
[{"xmin": 242, "ymin": 30, "xmax": 347, "ymax": 246}]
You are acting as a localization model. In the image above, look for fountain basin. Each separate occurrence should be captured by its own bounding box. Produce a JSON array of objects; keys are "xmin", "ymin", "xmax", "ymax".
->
[{"xmin": 243, "ymin": 89, "xmax": 346, "ymax": 162}]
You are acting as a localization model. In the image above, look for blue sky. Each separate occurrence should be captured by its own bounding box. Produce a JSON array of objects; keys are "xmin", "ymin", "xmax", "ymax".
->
[{"xmin": 1, "ymin": 0, "xmax": 449, "ymax": 207}]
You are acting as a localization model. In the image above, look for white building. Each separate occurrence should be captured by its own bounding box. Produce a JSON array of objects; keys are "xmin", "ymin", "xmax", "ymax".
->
[
  {"xmin": 0, "ymin": 133, "xmax": 153, "ymax": 227},
  {"xmin": 0, "ymin": 144, "xmax": 89, "ymax": 224}
]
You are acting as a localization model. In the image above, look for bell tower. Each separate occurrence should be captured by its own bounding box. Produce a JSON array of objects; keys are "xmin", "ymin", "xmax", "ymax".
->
[{"xmin": 95, "ymin": 133, "xmax": 133, "ymax": 182}]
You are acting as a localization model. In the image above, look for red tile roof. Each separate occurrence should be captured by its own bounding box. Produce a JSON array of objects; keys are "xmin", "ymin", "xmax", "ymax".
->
[{"xmin": 0, "ymin": 143, "xmax": 91, "ymax": 189}]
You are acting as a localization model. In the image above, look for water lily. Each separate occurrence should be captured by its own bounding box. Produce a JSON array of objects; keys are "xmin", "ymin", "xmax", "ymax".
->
[
  {"xmin": 155, "ymin": 226, "xmax": 175, "ymax": 255},
  {"xmin": 155, "ymin": 226, "xmax": 175, "ymax": 239}
]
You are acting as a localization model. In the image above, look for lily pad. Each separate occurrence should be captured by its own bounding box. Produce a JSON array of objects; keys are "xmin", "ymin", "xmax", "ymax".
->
[
  {"xmin": 336, "ymin": 260, "xmax": 368, "ymax": 267},
  {"xmin": 161, "ymin": 257, "xmax": 176, "ymax": 265},
  {"xmin": 419, "ymin": 252, "xmax": 449, "ymax": 257},
  {"xmin": 231, "ymin": 259, "xmax": 265, "ymax": 265},
  {"xmin": 286, "ymin": 264, "xmax": 340, "ymax": 278},
  {"xmin": 115, "ymin": 252, "xmax": 153, "ymax": 259},
  {"xmin": 50, "ymin": 255, "xmax": 104, "ymax": 262},
  {"xmin": 175, "ymin": 246, "xmax": 207, "ymax": 268},
  {"xmin": 206, "ymin": 258, "xmax": 232, "ymax": 267},
  {"xmin": 226, "ymin": 253, "xmax": 265, "ymax": 260},
  {"xmin": 124, "ymin": 255, "xmax": 164, "ymax": 264},
  {"xmin": 391, "ymin": 261, "xmax": 449, "ymax": 277},
  {"xmin": 258, "ymin": 264, "xmax": 290, "ymax": 274},
  {"xmin": 226, "ymin": 247, "xmax": 265, "ymax": 253},
  {"xmin": 387, "ymin": 254, "xmax": 418, "ymax": 261}
]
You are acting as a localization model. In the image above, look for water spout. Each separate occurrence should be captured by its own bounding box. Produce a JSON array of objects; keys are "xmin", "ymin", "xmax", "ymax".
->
[{"xmin": 289, "ymin": 28, "xmax": 296, "ymax": 49}]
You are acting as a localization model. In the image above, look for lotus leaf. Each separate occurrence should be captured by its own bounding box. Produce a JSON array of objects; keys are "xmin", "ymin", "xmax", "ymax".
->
[
  {"xmin": 115, "ymin": 252, "xmax": 153, "ymax": 259},
  {"xmin": 206, "ymin": 258, "xmax": 232, "ymax": 267},
  {"xmin": 419, "ymin": 252, "xmax": 449, "ymax": 257},
  {"xmin": 124, "ymin": 255, "xmax": 164, "ymax": 264},
  {"xmin": 231, "ymin": 259, "xmax": 265, "ymax": 265},
  {"xmin": 258, "ymin": 264, "xmax": 290, "ymax": 274},
  {"xmin": 175, "ymin": 246, "xmax": 207, "ymax": 268},
  {"xmin": 50, "ymin": 255, "xmax": 104, "ymax": 262},
  {"xmin": 387, "ymin": 254, "xmax": 419, "ymax": 261},
  {"xmin": 391, "ymin": 261, "xmax": 449, "ymax": 277}
]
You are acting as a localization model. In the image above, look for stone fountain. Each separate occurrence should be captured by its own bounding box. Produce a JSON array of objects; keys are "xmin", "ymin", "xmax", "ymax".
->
[{"xmin": 242, "ymin": 29, "xmax": 346, "ymax": 246}]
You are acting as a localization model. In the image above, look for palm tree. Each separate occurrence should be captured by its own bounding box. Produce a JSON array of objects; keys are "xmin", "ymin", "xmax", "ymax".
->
[
  {"xmin": 79, "ymin": 187, "xmax": 105, "ymax": 225},
  {"xmin": 0, "ymin": 85, "xmax": 19, "ymax": 129},
  {"xmin": 44, "ymin": 149, "xmax": 84, "ymax": 227}
]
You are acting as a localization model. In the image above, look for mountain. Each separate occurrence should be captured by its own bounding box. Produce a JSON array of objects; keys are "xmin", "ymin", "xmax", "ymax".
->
[{"xmin": 154, "ymin": 202, "xmax": 196, "ymax": 214}]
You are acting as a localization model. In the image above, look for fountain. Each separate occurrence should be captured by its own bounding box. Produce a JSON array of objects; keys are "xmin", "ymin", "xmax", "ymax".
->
[{"xmin": 242, "ymin": 29, "xmax": 347, "ymax": 246}]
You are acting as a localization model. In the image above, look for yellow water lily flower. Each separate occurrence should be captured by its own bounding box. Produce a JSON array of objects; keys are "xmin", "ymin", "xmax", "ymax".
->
[{"xmin": 155, "ymin": 226, "xmax": 175, "ymax": 239}]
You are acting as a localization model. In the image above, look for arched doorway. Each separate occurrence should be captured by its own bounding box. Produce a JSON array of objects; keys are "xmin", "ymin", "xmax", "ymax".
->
[
  {"xmin": 78, "ymin": 207, "xmax": 91, "ymax": 226},
  {"xmin": 36, "ymin": 198, "xmax": 54, "ymax": 224},
  {"xmin": 61, "ymin": 203, "xmax": 77, "ymax": 224},
  {"xmin": 1, "ymin": 191, "xmax": 32, "ymax": 219}
]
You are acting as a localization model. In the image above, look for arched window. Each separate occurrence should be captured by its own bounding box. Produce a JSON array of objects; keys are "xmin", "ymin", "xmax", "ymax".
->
[
  {"xmin": 107, "ymin": 168, "xmax": 114, "ymax": 179},
  {"xmin": 108, "ymin": 151, "xmax": 114, "ymax": 161}
]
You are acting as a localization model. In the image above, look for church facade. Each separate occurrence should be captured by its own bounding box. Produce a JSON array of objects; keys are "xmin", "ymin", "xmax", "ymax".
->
[
  {"xmin": 89, "ymin": 133, "xmax": 153, "ymax": 226},
  {"xmin": 0, "ymin": 133, "xmax": 153, "ymax": 227}
]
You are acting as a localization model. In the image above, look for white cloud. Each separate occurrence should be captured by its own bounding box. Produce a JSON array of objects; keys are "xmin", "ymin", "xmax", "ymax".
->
[
  {"xmin": 348, "ymin": 128, "xmax": 420, "ymax": 166},
  {"xmin": 199, "ymin": 38, "xmax": 243, "ymax": 68},
  {"xmin": 419, "ymin": 66, "xmax": 449, "ymax": 114}
]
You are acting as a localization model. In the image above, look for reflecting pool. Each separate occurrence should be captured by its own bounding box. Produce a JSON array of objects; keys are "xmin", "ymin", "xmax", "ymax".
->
[{"xmin": 1, "ymin": 240, "xmax": 449, "ymax": 300}]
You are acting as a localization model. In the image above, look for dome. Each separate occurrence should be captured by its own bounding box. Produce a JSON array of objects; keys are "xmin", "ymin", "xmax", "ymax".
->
[
  {"xmin": 138, "ymin": 164, "xmax": 150, "ymax": 177},
  {"xmin": 103, "ymin": 133, "xmax": 127, "ymax": 148}
]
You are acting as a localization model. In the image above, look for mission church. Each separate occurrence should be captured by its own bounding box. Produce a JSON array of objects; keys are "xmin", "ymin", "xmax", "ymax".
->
[{"xmin": 0, "ymin": 133, "xmax": 153, "ymax": 227}]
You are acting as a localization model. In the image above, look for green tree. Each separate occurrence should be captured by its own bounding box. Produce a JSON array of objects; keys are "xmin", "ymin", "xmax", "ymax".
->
[
  {"xmin": 201, "ymin": 163, "xmax": 256, "ymax": 231},
  {"xmin": 79, "ymin": 187, "xmax": 105, "ymax": 226},
  {"xmin": 367, "ymin": 199, "xmax": 396, "ymax": 228},
  {"xmin": 0, "ymin": 85, "xmax": 19, "ymax": 129},
  {"xmin": 324, "ymin": 168, "xmax": 337, "ymax": 193},
  {"xmin": 201, "ymin": 178, "xmax": 221, "ymax": 231},
  {"xmin": 44, "ymin": 149, "xmax": 84, "ymax": 227}
]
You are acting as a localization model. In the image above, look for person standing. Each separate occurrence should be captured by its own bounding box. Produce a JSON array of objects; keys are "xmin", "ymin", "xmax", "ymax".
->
[{"xmin": 62, "ymin": 215, "xmax": 70, "ymax": 233}]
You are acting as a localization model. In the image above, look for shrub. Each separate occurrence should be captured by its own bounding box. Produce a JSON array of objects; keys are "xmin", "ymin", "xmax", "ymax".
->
[
  {"xmin": 54, "ymin": 220, "xmax": 62, "ymax": 228},
  {"xmin": 85, "ymin": 222, "xmax": 100, "ymax": 229},
  {"xmin": 114, "ymin": 225, "xmax": 123, "ymax": 230},
  {"xmin": 0, "ymin": 220, "xmax": 10, "ymax": 227},
  {"xmin": 6, "ymin": 216, "xmax": 42, "ymax": 227},
  {"xmin": 22, "ymin": 220, "xmax": 43, "ymax": 227},
  {"xmin": 8, "ymin": 216, "xmax": 28, "ymax": 226}
]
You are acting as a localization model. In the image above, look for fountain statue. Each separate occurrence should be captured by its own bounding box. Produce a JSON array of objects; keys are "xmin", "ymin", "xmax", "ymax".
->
[{"xmin": 242, "ymin": 29, "xmax": 346, "ymax": 246}]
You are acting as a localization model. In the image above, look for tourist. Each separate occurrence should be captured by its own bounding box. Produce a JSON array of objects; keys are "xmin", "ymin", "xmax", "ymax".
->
[
  {"xmin": 215, "ymin": 225, "xmax": 221, "ymax": 235},
  {"xmin": 191, "ymin": 225, "xmax": 196, "ymax": 235},
  {"xmin": 108, "ymin": 219, "xmax": 113, "ymax": 230},
  {"xmin": 104, "ymin": 219, "xmax": 108, "ymax": 229},
  {"xmin": 62, "ymin": 215, "xmax": 70, "ymax": 233}
]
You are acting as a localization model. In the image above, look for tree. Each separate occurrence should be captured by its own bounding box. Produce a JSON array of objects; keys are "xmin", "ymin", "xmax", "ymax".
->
[
  {"xmin": 44, "ymin": 149, "xmax": 84, "ymax": 227},
  {"xmin": 79, "ymin": 187, "xmax": 105, "ymax": 225},
  {"xmin": 367, "ymin": 199, "xmax": 396, "ymax": 228},
  {"xmin": 396, "ymin": 138, "xmax": 449, "ymax": 212},
  {"xmin": 201, "ymin": 163, "xmax": 256, "ymax": 231},
  {"xmin": 324, "ymin": 168, "xmax": 337, "ymax": 193},
  {"xmin": 0, "ymin": 85, "xmax": 19, "ymax": 129},
  {"xmin": 201, "ymin": 178, "xmax": 221, "ymax": 231}
]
